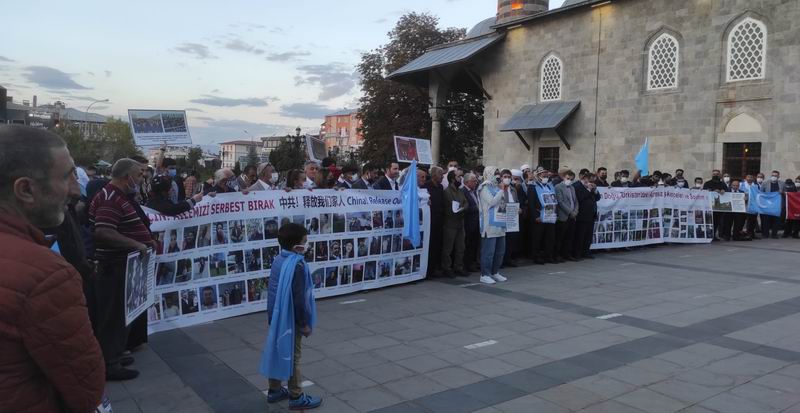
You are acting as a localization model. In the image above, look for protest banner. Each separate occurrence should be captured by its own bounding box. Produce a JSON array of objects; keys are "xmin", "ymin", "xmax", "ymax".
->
[
  {"xmin": 709, "ymin": 191, "xmax": 747, "ymax": 213},
  {"xmin": 394, "ymin": 136, "xmax": 433, "ymax": 165},
  {"xmin": 306, "ymin": 135, "xmax": 327, "ymax": 162},
  {"xmin": 787, "ymin": 192, "xmax": 800, "ymax": 221},
  {"xmin": 145, "ymin": 189, "xmax": 430, "ymax": 333},
  {"xmin": 505, "ymin": 202, "xmax": 520, "ymax": 232},
  {"xmin": 127, "ymin": 110, "xmax": 192, "ymax": 146},
  {"xmin": 591, "ymin": 187, "xmax": 714, "ymax": 249},
  {"xmin": 125, "ymin": 249, "xmax": 156, "ymax": 326}
]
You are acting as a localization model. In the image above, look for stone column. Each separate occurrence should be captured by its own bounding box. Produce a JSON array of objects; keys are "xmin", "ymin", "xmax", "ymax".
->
[{"xmin": 429, "ymin": 107, "xmax": 445, "ymax": 165}]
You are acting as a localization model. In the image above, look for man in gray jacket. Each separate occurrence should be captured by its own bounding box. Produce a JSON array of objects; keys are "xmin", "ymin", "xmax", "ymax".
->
[{"xmin": 554, "ymin": 169, "xmax": 579, "ymax": 261}]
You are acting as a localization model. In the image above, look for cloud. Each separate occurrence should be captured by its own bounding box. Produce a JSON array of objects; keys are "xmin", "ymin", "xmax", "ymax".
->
[
  {"xmin": 104, "ymin": 70, "xmax": 112, "ymax": 77},
  {"xmin": 373, "ymin": 18, "xmax": 388, "ymax": 23},
  {"xmin": 223, "ymin": 39, "xmax": 265, "ymax": 55},
  {"xmin": 173, "ymin": 43, "xmax": 215, "ymax": 59},
  {"xmin": 189, "ymin": 94, "xmax": 275, "ymax": 107},
  {"xmin": 191, "ymin": 118, "xmax": 293, "ymax": 144},
  {"xmin": 193, "ymin": 116, "xmax": 215, "ymax": 121},
  {"xmin": 279, "ymin": 103, "xmax": 335, "ymax": 119},
  {"xmin": 185, "ymin": 107, "xmax": 205, "ymax": 112},
  {"xmin": 294, "ymin": 63, "xmax": 358, "ymax": 100},
  {"xmin": 0, "ymin": 56, "xmax": 14, "ymax": 62},
  {"xmin": 23, "ymin": 66, "xmax": 90, "ymax": 90},
  {"xmin": 265, "ymin": 51, "xmax": 311, "ymax": 62}
]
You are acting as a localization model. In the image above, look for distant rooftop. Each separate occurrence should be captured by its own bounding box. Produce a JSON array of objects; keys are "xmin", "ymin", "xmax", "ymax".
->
[{"xmin": 326, "ymin": 108, "xmax": 357, "ymax": 117}]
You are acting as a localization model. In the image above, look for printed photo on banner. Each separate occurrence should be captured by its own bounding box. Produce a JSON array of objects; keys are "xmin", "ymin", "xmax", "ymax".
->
[
  {"xmin": 394, "ymin": 136, "xmax": 433, "ymax": 165},
  {"xmin": 709, "ymin": 191, "xmax": 747, "ymax": 213},
  {"xmin": 124, "ymin": 249, "xmax": 155, "ymax": 326},
  {"xmin": 127, "ymin": 109, "xmax": 192, "ymax": 146},
  {"xmin": 306, "ymin": 135, "xmax": 327, "ymax": 161},
  {"xmin": 144, "ymin": 189, "xmax": 430, "ymax": 333}
]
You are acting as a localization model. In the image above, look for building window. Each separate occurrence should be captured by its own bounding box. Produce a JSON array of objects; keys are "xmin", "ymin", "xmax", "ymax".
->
[
  {"xmin": 647, "ymin": 33, "xmax": 679, "ymax": 90},
  {"xmin": 723, "ymin": 142, "xmax": 761, "ymax": 179},
  {"xmin": 540, "ymin": 55, "xmax": 563, "ymax": 102},
  {"xmin": 538, "ymin": 147, "xmax": 559, "ymax": 173},
  {"xmin": 726, "ymin": 17, "xmax": 767, "ymax": 82}
]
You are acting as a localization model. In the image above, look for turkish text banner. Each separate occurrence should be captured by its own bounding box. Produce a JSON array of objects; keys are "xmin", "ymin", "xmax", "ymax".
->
[
  {"xmin": 591, "ymin": 188, "xmax": 714, "ymax": 250},
  {"xmin": 145, "ymin": 189, "xmax": 430, "ymax": 333}
]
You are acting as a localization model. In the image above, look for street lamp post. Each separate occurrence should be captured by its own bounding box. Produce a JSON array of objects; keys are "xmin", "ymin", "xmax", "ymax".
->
[{"xmin": 85, "ymin": 98, "xmax": 109, "ymax": 135}]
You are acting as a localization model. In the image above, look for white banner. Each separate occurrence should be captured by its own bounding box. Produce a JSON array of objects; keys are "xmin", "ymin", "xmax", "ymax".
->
[
  {"xmin": 394, "ymin": 136, "xmax": 433, "ymax": 165},
  {"xmin": 128, "ymin": 109, "xmax": 193, "ymax": 146},
  {"xmin": 591, "ymin": 187, "xmax": 714, "ymax": 250},
  {"xmin": 146, "ymin": 189, "xmax": 430, "ymax": 333},
  {"xmin": 709, "ymin": 191, "xmax": 747, "ymax": 213},
  {"xmin": 125, "ymin": 249, "xmax": 156, "ymax": 326}
]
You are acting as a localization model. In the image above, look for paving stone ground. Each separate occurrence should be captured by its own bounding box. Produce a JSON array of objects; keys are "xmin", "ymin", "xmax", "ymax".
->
[{"xmin": 107, "ymin": 239, "xmax": 800, "ymax": 412}]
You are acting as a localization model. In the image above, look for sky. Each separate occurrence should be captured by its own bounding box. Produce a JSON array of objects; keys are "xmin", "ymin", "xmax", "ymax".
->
[{"xmin": 2, "ymin": 0, "xmax": 565, "ymax": 148}]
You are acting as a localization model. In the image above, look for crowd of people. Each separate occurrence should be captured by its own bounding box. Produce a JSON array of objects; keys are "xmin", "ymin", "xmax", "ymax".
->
[{"xmin": 3, "ymin": 122, "xmax": 800, "ymax": 411}]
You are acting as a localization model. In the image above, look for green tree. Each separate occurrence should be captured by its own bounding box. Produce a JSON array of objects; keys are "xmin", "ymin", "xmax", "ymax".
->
[
  {"xmin": 269, "ymin": 136, "xmax": 305, "ymax": 172},
  {"xmin": 187, "ymin": 146, "xmax": 203, "ymax": 169},
  {"xmin": 246, "ymin": 144, "xmax": 260, "ymax": 169},
  {"xmin": 99, "ymin": 118, "xmax": 141, "ymax": 162},
  {"xmin": 357, "ymin": 12, "xmax": 483, "ymax": 167}
]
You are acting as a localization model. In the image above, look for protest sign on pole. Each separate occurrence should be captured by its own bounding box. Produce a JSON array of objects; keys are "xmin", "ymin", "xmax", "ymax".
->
[
  {"xmin": 394, "ymin": 136, "xmax": 433, "ymax": 165},
  {"xmin": 127, "ymin": 110, "xmax": 192, "ymax": 146},
  {"xmin": 306, "ymin": 135, "xmax": 327, "ymax": 162},
  {"xmin": 145, "ymin": 189, "xmax": 430, "ymax": 333},
  {"xmin": 125, "ymin": 249, "xmax": 156, "ymax": 326},
  {"xmin": 591, "ymin": 187, "xmax": 714, "ymax": 249},
  {"xmin": 709, "ymin": 192, "xmax": 747, "ymax": 213}
]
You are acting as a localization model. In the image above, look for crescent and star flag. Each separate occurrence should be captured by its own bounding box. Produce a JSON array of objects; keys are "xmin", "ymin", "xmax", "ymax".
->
[
  {"xmin": 400, "ymin": 159, "xmax": 421, "ymax": 247},
  {"xmin": 635, "ymin": 138, "xmax": 649, "ymax": 176},
  {"xmin": 747, "ymin": 186, "xmax": 781, "ymax": 217}
]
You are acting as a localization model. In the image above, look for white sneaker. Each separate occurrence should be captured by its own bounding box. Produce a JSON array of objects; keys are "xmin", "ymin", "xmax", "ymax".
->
[
  {"xmin": 491, "ymin": 273, "xmax": 508, "ymax": 282},
  {"xmin": 479, "ymin": 275, "xmax": 496, "ymax": 284}
]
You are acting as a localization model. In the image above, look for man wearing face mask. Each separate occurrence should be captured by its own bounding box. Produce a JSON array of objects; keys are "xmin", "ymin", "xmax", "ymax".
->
[
  {"xmin": 206, "ymin": 168, "xmax": 238, "ymax": 195},
  {"xmin": 442, "ymin": 170, "xmax": 467, "ymax": 277},
  {"xmin": 461, "ymin": 173, "xmax": 481, "ymax": 272},
  {"xmin": 760, "ymin": 170, "xmax": 785, "ymax": 239},
  {"xmin": 693, "ymin": 177, "xmax": 704, "ymax": 190},
  {"xmin": 335, "ymin": 164, "xmax": 358, "ymax": 189},
  {"xmin": 89, "ymin": 158, "xmax": 156, "ymax": 381},
  {"xmin": 351, "ymin": 163, "xmax": 376, "ymax": 189},
  {"xmin": 158, "ymin": 157, "xmax": 185, "ymax": 203},
  {"xmin": 554, "ymin": 170, "xmax": 579, "ymax": 261},
  {"xmin": 672, "ymin": 169, "xmax": 689, "ymax": 189},
  {"xmin": 573, "ymin": 173, "xmax": 600, "ymax": 259},
  {"xmin": 504, "ymin": 169, "xmax": 527, "ymax": 266},
  {"xmin": 248, "ymin": 162, "xmax": 279, "ymax": 191},
  {"xmin": 595, "ymin": 167, "xmax": 610, "ymax": 187},
  {"xmin": 611, "ymin": 170, "xmax": 631, "ymax": 187},
  {"xmin": 740, "ymin": 174, "xmax": 759, "ymax": 238},
  {"xmin": 424, "ymin": 166, "xmax": 446, "ymax": 276},
  {"xmin": 529, "ymin": 167, "xmax": 557, "ymax": 264}
]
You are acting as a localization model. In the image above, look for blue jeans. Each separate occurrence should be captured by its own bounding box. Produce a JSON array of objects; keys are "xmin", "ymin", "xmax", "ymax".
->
[{"xmin": 480, "ymin": 236, "xmax": 506, "ymax": 276}]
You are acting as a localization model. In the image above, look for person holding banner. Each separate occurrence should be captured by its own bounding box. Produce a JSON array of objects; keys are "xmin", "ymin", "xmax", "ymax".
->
[
  {"xmin": 147, "ymin": 175, "xmax": 203, "ymax": 216},
  {"xmin": 478, "ymin": 167, "xmax": 509, "ymax": 284},
  {"xmin": 573, "ymin": 173, "xmax": 600, "ymax": 259},
  {"xmin": 248, "ymin": 162, "xmax": 278, "ymax": 191},
  {"xmin": 760, "ymin": 170, "xmax": 785, "ymax": 239},
  {"xmin": 303, "ymin": 161, "xmax": 319, "ymax": 189},
  {"xmin": 529, "ymin": 167, "xmax": 558, "ymax": 265}
]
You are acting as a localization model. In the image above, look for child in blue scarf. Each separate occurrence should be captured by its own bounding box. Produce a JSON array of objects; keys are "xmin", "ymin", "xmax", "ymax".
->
[{"xmin": 259, "ymin": 223, "xmax": 321, "ymax": 410}]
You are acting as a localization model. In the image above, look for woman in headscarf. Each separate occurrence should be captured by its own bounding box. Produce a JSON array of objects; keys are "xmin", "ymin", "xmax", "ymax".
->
[{"xmin": 477, "ymin": 166, "xmax": 509, "ymax": 284}]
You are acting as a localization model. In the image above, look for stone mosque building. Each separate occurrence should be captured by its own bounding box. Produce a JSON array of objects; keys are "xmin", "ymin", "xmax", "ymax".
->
[{"xmin": 389, "ymin": 0, "xmax": 800, "ymax": 180}]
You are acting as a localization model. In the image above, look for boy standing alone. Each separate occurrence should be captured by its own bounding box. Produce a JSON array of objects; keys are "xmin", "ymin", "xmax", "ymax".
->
[{"xmin": 260, "ymin": 223, "xmax": 322, "ymax": 410}]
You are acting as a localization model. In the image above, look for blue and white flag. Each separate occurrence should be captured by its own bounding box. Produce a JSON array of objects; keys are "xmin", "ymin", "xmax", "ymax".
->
[
  {"xmin": 747, "ymin": 186, "xmax": 781, "ymax": 217},
  {"xmin": 635, "ymin": 138, "xmax": 649, "ymax": 176},
  {"xmin": 401, "ymin": 160, "xmax": 421, "ymax": 247}
]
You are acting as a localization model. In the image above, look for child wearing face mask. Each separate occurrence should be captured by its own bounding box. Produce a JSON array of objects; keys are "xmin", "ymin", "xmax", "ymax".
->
[{"xmin": 260, "ymin": 223, "xmax": 321, "ymax": 410}]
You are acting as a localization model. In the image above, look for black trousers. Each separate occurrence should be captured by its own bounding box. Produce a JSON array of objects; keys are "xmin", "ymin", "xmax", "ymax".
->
[
  {"xmin": 731, "ymin": 213, "xmax": 747, "ymax": 239},
  {"xmin": 721, "ymin": 213, "xmax": 734, "ymax": 240},
  {"xmin": 573, "ymin": 220, "xmax": 594, "ymax": 259},
  {"xmin": 712, "ymin": 212, "xmax": 724, "ymax": 238},
  {"xmin": 503, "ymin": 232, "xmax": 520, "ymax": 264},
  {"xmin": 464, "ymin": 228, "xmax": 480, "ymax": 269},
  {"xmin": 530, "ymin": 222, "xmax": 555, "ymax": 261},
  {"xmin": 427, "ymin": 219, "xmax": 443, "ymax": 274},
  {"xmin": 746, "ymin": 214, "xmax": 759, "ymax": 237},
  {"xmin": 555, "ymin": 219, "xmax": 576, "ymax": 258},
  {"xmin": 94, "ymin": 260, "xmax": 130, "ymax": 365},
  {"xmin": 761, "ymin": 215, "xmax": 780, "ymax": 237}
]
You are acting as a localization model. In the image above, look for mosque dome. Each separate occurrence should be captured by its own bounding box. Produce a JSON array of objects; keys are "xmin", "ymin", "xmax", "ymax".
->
[{"xmin": 466, "ymin": 16, "xmax": 497, "ymax": 39}]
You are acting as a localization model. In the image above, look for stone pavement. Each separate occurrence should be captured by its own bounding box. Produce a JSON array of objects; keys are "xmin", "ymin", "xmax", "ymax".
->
[{"xmin": 107, "ymin": 239, "xmax": 800, "ymax": 412}]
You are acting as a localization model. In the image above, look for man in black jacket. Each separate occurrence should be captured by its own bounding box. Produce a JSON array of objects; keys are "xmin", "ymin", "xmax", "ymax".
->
[
  {"xmin": 703, "ymin": 169, "xmax": 728, "ymax": 240},
  {"xmin": 373, "ymin": 162, "xmax": 400, "ymax": 190},
  {"xmin": 147, "ymin": 175, "xmax": 204, "ymax": 216},
  {"xmin": 573, "ymin": 173, "xmax": 600, "ymax": 259},
  {"xmin": 423, "ymin": 166, "xmax": 445, "ymax": 276},
  {"xmin": 461, "ymin": 173, "xmax": 480, "ymax": 272}
]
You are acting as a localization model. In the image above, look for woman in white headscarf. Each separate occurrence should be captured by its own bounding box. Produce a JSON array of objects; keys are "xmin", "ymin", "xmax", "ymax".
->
[{"xmin": 477, "ymin": 166, "xmax": 509, "ymax": 284}]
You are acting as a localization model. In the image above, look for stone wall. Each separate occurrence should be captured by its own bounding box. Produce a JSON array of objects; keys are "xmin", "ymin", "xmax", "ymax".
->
[{"xmin": 475, "ymin": 0, "xmax": 800, "ymax": 179}]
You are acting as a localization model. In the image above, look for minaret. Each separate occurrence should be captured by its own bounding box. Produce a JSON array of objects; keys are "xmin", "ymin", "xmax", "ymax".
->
[{"xmin": 497, "ymin": 0, "xmax": 549, "ymax": 24}]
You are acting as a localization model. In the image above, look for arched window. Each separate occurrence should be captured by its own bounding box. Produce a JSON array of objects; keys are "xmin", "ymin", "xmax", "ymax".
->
[
  {"xmin": 726, "ymin": 17, "xmax": 767, "ymax": 82},
  {"xmin": 540, "ymin": 54, "xmax": 563, "ymax": 102},
  {"xmin": 646, "ymin": 33, "xmax": 679, "ymax": 90}
]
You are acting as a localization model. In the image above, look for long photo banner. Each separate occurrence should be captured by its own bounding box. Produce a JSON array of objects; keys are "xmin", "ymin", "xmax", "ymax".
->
[
  {"xmin": 591, "ymin": 187, "xmax": 714, "ymax": 249},
  {"xmin": 144, "ymin": 189, "xmax": 431, "ymax": 333}
]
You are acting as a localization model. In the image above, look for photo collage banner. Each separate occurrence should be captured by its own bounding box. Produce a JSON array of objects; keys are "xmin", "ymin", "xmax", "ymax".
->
[
  {"xmin": 591, "ymin": 187, "xmax": 714, "ymax": 250},
  {"xmin": 145, "ymin": 190, "xmax": 430, "ymax": 333}
]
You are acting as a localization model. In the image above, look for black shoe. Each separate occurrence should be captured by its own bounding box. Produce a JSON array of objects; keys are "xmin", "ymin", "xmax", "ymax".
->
[
  {"xmin": 106, "ymin": 366, "xmax": 139, "ymax": 381},
  {"xmin": 120, "ymin": 356, "xmax": 134, "ymax": 367},
  {"xmin": 455, "ymin": 270, "xmax": 469, "ymax": 277}
]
